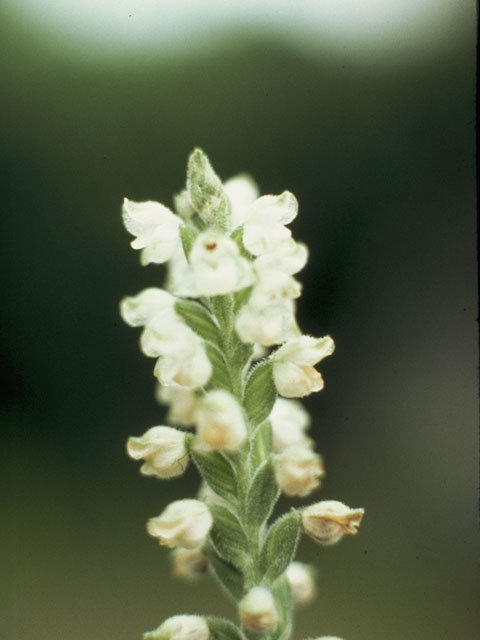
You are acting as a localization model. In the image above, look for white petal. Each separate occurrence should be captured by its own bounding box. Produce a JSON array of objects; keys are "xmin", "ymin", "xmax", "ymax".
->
[
  {"xmin": 275, "ymin": 335, "xmax": 335, "ymax": 366},
  {"xmin": 140, "ymin": 314, "xmax": 195, "ymax": 358},
  {"xmin": 155, "ymin": 346, "xmax": 212, "ymax": 389},
  {"xmin": 249, "ymin": 191, "xmax": 298, "ymax": 226},
  {"xmin": 255, "ymin": 240, "xmax": 308, "ymax": 276},
  {"xmin": 119, "ymin": 288, "xmax": 174, "ymax": 327},
  {"xmin": 223, "ymin": 173, "xmax": 259, "ymax": 227},
  {"xmin": 122, "ymin": 198, "xmax": 177, "ymax": 237},
  {"xmin": 235, "ymin": 302, "xmax": 297, "ymax": 346},
  {"xmin": 189, "ymin": 232, "xmax": 254, "ymax": 296}
]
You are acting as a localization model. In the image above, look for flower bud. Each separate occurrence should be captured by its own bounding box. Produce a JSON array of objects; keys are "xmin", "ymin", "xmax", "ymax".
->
[
  {"xmin": 270, "ymin": 398, "xmax": 311, "ymax": 452},
  {"xmin": 147, "ymin": 499, "xmax": 213, "ymax": 549},
  {"xmin": 273, "ymin": 335, "xmax": 335, "ymax": 398},
  {"xmin": 171, "ymin": 547, "xmax": 208, "ymax": 581},
  {"xmin": 122, "ymin": 198, "xmax": 181, "ymax": 265},
  {"xmin": 126, "ymin": 426, "xmax": 188, "ymax": 479},
  {"xmin": 144, "ymin": 615, "xmax": 209, "ymax": 640},
  {"xmin": 195, "ymin": 390, "xmax": 247, "ymax": 452},
  {"xmin": 239, "ymin": 586, "xmax": 278, "ymax": 632},
  {"xmin": 187, "ymin": 148, "xmax": 230, "ymax": 227},
  {"xmin": 275, "ymin": 445, "xmax": 325, "ymax": 497},
  {"xmin": 302, "ymin": 500, "xmax": 364, "ymax": 546},
  {"xmin": 286, "ymin": 562, "xmax": 316, "ymax": 605}
]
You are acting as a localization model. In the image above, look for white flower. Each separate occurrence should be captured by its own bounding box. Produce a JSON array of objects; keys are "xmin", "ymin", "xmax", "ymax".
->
[
  {"xmin": 249, "ymin": 269, "xmax": 302, "ymax": 308},
  {"xmin": 270, "ymin": 398, "xmax": 311, "ymax": 452},
  {"xmin": 286, "ymin": 562, "xmax": 316, "ymax": 605},
  {"xmin": 188, "ymin": 231, "xmax": 254, "ymax": 296},
  {"xmin": 122, "ymin": 198, "xmax": 181, "ymax": 265},
  {"xmin": 243, "ymin": 191, "xmax": 298, "ymax": 256},
  {"xmin": 254, "ymin": 238, "xmax": 308, "ymax": 276},
  {"xmin": 273, "ymin": 335, "xmax": 335, "ymax": 398},
  {"xmin": 275, "ymin": 445, "xmax": 325, "ymax": 497},
  {"xmin": 223, "ymin": 173, "xmax": 259, "ymax": 229},
  {"xmin": 140, "ymin": 314, "xmax": 197, "ymax": 358},
  {"xmin": 235, "ymin": 300, "xmax": 297, "ymax": 347},
  {"xmin": 235, "ymin": 270, "xmax": 301, "ymax": 346},
  {"xmin": 302, "ymin": 500, "xmax": 364, "ymax": 546},
  {"xmin": 144, "ymin": 615, "xmax": 209, "ymax": 640},
  {"xmin": 239, "ymin": 586, "xmax": 278, "ymax": 632},
  {"xmin": 165, "ymin": 245, "xmax": 195, "ymax": 296},
  {"xmin": 120, "ymin": 288, "xmax": 175, "ymax": 327},
  {"xmin": 194, "ymin": 390, "xmax": 247, "ymax": 452},
  {"xmin": 313, "ymin": 637, "xmax": 344, "ymax": 640},
  {"xmin": 126, "ymin": 426, "xmax": 188, "ymax": 479},
  {"xmin": 171, "ymin": 547, "xmax": 208, "ymax": 581},
  {"xmin": 156, "ymin": 386, "xmax": 198, "ymax": 427},
  {"xmin": 147, "ymin": 499, "xmax": 213, "ymax": 549},
  {"xmin": 154, "ymin": 344, "xmax": 212, "ymax": 389}
]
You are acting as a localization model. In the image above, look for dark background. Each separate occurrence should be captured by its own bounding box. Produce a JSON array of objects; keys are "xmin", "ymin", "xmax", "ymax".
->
[{"xmin": 1, "ymin": 3, "xmax": 477, "ymax": 639}]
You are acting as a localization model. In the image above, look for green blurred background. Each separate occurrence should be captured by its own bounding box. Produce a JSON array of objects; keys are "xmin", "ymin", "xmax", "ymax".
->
[{"xmin": 1, "ymin": 2, "xmax": 477, "ymax": 639}]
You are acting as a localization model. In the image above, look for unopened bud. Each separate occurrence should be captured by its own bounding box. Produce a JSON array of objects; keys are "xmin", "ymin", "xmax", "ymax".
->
[
  {"xmin": 239, "ymin": 586, "xmax": 278, "ymax": 632},
  {"xmin": 144, "ymin": 615, "xmax": 209, "ymax": 640},
  {"xmin": 275, "ymin": 445, "xmax": 325, "ymax": 497},
  {"xmin": 270, "ymin": 398, "xmax": 311, "ymax": 452},
  {"xmin": 302, "ymin": 500, "xmax": 364, "ymax": 546},
  {"xmin": 195, "ymin": 390, "xmax": 247, "ymax": 452},
  {"xmin": 187, "ymin": 148, "xmax": 230, "ymax": 228},
  {"xmin": 286, "ymin": 562, "xmax": 316, "ymax": 605}
]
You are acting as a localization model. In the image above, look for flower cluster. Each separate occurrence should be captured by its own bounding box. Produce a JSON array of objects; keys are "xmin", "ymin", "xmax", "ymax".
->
[{"xmin": 121, "ymin": 149, "xmax": 364, "ymax": 640}]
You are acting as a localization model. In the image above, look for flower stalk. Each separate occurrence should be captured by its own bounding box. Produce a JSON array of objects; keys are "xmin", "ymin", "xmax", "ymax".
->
[{"xmin": 120, "ymin": 149, "xmax": 364, "ymax": 640}]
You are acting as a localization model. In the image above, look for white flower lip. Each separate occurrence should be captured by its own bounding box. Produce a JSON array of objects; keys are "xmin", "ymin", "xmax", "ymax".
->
[
  {"xmin": 122, "ymin": 198, "xmax": 181, "ymax": 265},
  {"xmin": 147, "ymin": 499, "xmax": 213, "ymax": 550}
]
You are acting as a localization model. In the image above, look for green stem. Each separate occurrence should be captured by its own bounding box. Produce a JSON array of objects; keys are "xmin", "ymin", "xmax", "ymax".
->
[{"xmin": 208, "ymin": 295, "xmax": 286, "ymax": 640}]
